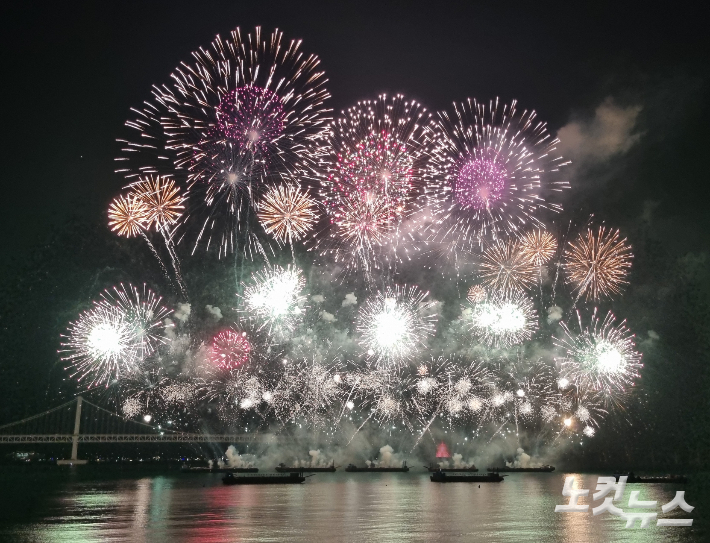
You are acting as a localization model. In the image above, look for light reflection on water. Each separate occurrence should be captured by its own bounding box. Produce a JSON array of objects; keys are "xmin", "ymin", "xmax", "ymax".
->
[{"xmin": 0, "ymin": 471, "xmax": 703, "ymax": 542}]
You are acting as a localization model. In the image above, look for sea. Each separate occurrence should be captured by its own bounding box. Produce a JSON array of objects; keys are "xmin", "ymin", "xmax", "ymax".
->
[{"xmin": 0, "ymin": 465, "xmax": 707, "ymax": 542}]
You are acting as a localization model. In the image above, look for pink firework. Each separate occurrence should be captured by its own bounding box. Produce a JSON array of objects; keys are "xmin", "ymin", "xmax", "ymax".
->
[
  {"xmin": 117, "ymin": 27, "xmax": 330, "ymax": 256},
  {"xmin": 427, "ymin": 98, "xmax": 570, "ymax": 249},
  {"xmin": 453, "ymin": 148, "xmax": 507, "ymax": 209},
  {"xmin": 315, "ymin": 95, "xmax": 437, "ymax": 271},
  {"xmin": 216, "ymin": 86, "xmax": 286, "ymax": 153},
  {"xmin": 332, "ymin": 131, "xmax": 414, "ymax": 215},
  {"xmin": 210, "ymin": 330, "xmax": 252, "ymax": 370}
]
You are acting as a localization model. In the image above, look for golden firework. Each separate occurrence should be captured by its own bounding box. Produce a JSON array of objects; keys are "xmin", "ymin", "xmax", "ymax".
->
[
  {"xmin": 467, "ymin": 285, "xmax": 487, "ymax": 303},
  {"xmin": 479, "ymin": 239, "xmax": 538, "ymax": 293},
  {"xmin": 108, "ymin": 195, "xmax": 148, "ymax": 238},
  {"xmin": 257, "ymin": 184, "xmax": 318, "ymax": 245},
  {"xmin": 130, "ymin": 175, "xmax": 185, "ymax": 229},
  {"xmin": 564, "ymin": 227, "xmax": 633, "ymax": 301},
  {"xmin": 519, "ymin": 229, "xmax": 557, "ymax": 266}
]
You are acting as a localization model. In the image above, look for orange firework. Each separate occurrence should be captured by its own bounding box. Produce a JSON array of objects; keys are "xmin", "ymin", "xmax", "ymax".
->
[
  {"xmin": 479, "ymin": 239, "xmax": 538, "ymax": 293},
  {"xmin": 564, "ymin": 227, "xmax": 633, "ymax": 301},
  {"xmin": 257, "ymin": 184, "xmax": 318, "ymax": 244},
  {"xmin": 520, "ymin": 229, "xmax": 557, "ymax": 266},
  {"xmin": 130, "ymin": 175, "xmax": 185, "ymax": 230},
  {"xmin": 108, "ymin": 195, "xmax": 148, "ymax": 238}
]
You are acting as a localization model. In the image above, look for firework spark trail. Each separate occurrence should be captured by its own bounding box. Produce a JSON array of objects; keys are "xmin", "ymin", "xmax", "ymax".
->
[
  {"xmin": 129, "ymin": 175, "xmax": 188, "ymax": 296},
  {"xmin": 426, "ymin": 98, "xmax": 570, "ymax": 253},
  {"xmin": 564, "ymin": 226, "xmax": 633, "ymax": 302},
  {"xmin": 139, "ymin": 230, "xmax": 174, "ymax": 286},
  {"xmin": 108, "ymin": 193, "xmax": 177, "ymax": 289}
]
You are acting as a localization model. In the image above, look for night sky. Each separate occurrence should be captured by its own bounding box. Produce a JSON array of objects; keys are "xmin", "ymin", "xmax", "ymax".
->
[
  {"xmin": 1, "ymin": 0, "xmax": 709, "ymax": 468},
  {"xmin": 2, "ymin": 0, "xmax": 708, "ymax": 266}
]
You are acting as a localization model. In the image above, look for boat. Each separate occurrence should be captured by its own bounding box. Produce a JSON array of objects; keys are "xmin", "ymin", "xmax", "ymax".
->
[
  {"xmin": 614, "ymin": 472, "xmax": 688, "ymax": 484},
  {"xmin": 222, "ymin": 472, "xmax": 306, "ymax": 485},
  {"xmin": 345, "ymin": 461, "xmax": 409, "ymax": 472},
  {"xmin": 275, "ymin": 461, "xmax": 337, "ymax": 472},
  {"xmin": 430, "ymin": 471, "xmax": 504, "ymax": 483},
  {"xmin": 486, "ymin": 465, "xmax": 555, "ymax": 472},
  {"xmin": 181, "ymin": 463, "xmax": 258, "ymax": 473},
  {"xmin": 424, "ymin": 463, "xmax": 478, "ymax": 472}
]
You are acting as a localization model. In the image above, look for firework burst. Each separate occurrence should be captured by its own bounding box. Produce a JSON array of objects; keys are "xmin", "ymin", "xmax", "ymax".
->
[
  {"xmin": 129, "ymin": 175, "xmax": 185, "ymax": 230},
  {"xmin": 60, "ymin": 284, "xmax": 172, "ymax": 387},
  {"xmin": 356, "ymin": 285, "xmax": 438, "ymax": 365},
  {"xmin": 466, "ymin": 284, "xmax": 487, "ymax": 303},
  {"xmin": 519, "ymin": 229, "xmax": 557, "ymax": 266},
  {"xmin": 117, "ymin": 27, "xmax": 330, "ymax": 257},
  {"xmin": 108, "ymin": 195, "xmax": 148, "ymax": 238},
  {"xmin": 555, "ymin": 309, "xmax": 642, "ymax": 400},
  {"xmin": 241, "ymin": 265, "xmax": 306, "ymax": 337},
  {"xmin": 467, "ymin": 290, "xmax": 538, "ymax": 348},
  {"xmin": 479, "ymin": 239, "xmax": 538, "ymax": 293},
  {"xmin": 274, "ymin": 357, "xmax": 345, "ymax": 428},
  {"xmin": 257, "ymin": 184, "xmax": 318, "ymax": 246},
  {"xmin": 210, "ymin": 329, "xmax": 252, "ymax": 370},
  {"xmin": 564, "ymin": 226, "xmax": 633, "ymax": 301},
  {"xmin": 315, "ymin": 95, "xmax": 437, "ymax": 272},
  {"xmin": 426, "ymin": 98, "xmax": 569, "ymax": 249},
  {"xmin": 487, "ymin": 356, "xmax": 558, "ymax": 428}
]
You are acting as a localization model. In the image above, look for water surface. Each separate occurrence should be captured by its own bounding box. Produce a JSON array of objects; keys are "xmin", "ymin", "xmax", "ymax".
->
[{"xmin": 0, "ymin": 467, "xmax": 706, "ymax": 542}]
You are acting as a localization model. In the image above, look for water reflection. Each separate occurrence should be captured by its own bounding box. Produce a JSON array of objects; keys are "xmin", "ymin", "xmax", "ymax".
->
[{"xmin": 0, "ymin": 471, "xmax": 702, "ymax": 542}]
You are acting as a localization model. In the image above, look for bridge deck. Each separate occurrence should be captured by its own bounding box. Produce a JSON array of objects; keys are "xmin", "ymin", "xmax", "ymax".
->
[{"xmin": 0, "ymin": 434, "xmax": 285, "ymax": 444}]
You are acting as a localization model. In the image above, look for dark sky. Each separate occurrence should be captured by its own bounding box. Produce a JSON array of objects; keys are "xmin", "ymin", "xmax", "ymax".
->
[{"xmin": 2, "ymin": 0, "xmax": 708, "ymax": 274}]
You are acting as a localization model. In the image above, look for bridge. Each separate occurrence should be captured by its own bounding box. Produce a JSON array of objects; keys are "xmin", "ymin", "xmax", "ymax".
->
[{"xmin": 0, "ymin": 397, "xmax": 285, "ymax": 464}]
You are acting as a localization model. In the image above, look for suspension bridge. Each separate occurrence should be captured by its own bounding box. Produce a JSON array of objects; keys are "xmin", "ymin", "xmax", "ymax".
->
[{"xmin": 0, "ymin": 397, "xmax": 285, "ymax": 464}]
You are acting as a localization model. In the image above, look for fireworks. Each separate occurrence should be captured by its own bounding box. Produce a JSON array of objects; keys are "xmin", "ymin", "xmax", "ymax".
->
[
  {"xmin": 70, "ymin": 29, "xmax": 656, "ymax": 446},
  {"xmin": 129, "ymin": 175, "xmax": 185, "ymax": 230},
  {"xmin": 466, "ymin": 285, "xmax": 487, "ymax": 303},
  {"xmin": 410, "ymin": 357, "xmax": 491, "ymax": 423},
  {"xmin": 564, "ymin": 226, "xmax": 633, "ymax": 301},
  {"xmin": 60, "ymin": 284, "xmax": 172, "ymax": 387},
  {"xmin": 108, "ymin": 195, "xmax": 147, "ymax": 237},
  {"xmin": 555, "ymin": 309, "xmax": 642, "ymax": 399},
  {"xmin": 315, "ymin": 95, "xmax": 437, "ymax": 271},
  {"xmin": 242, "ymin": 265, "xmax": 306, "ymax": 336},
  {"xmin": 479, "ymin": 239, "xmax": 538, "ymax": 293},
  {"xmin": 275, "ymin": 357, "xmax": 345, "ymax": 427},
  {"xmin": 210, "ymin": 329, "xmax": 252, "ymax": 370},
  {"xmin": 485, "ymin": 357, "xmax": 558, "ymax": 428},
  {"xmin": 118, "ymin": 27, "xmax": 330, "ymax": 256},
  {"xmin": 356, "ymin": 285, "xmax": 438, "ymax": 365},
  {"xmin": 257, "ymin": 184, "xmax": 318, "ymax": 245},
  {"xmin": 520, "ymin": 229, "xmax": 557, "ymax": 266},
  {"xmin": 467, "ymin": 290, "xmax": 538, "ymax": 347},
  {"xmin": 426, "ymin": 98, "xmax": 569, "ymax": 249}
]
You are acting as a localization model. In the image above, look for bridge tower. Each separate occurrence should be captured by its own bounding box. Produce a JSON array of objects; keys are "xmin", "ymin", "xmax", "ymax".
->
[{"xmin": 57, "ymin": 396, "xmax": 87, "ymax": 465}]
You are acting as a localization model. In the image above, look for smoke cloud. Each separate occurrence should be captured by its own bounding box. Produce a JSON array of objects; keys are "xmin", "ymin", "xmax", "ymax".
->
[
  {"xmin": 557, "ymin": 98, "xmax": 642, "ymax": 167},
  {"xmin": 205, "ymin": 305, "xmax": 223, "ymax": 321},
  {"xmin": 173, "ymin": 303, "xmax": 191, "ymax": 323}
]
